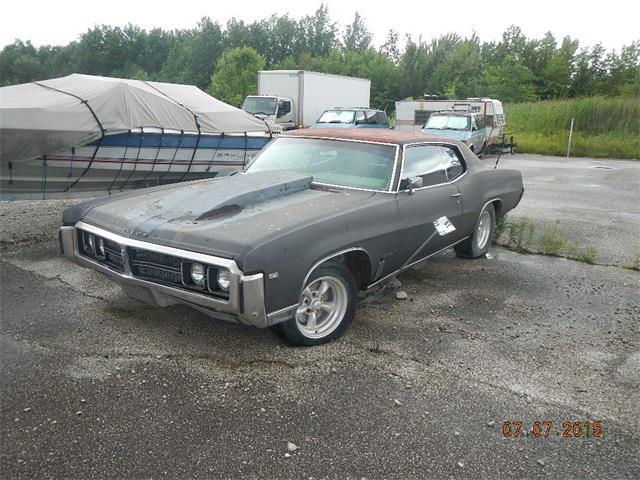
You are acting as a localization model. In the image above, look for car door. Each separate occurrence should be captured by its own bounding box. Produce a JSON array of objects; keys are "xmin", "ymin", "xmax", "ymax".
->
[
  {"xmin": 392, "ymin": 144, "xmax": 464, "ymax": 270},
  {"xmin": 469, "ymin": 115, "xmax": 483, "ymax": 152}
]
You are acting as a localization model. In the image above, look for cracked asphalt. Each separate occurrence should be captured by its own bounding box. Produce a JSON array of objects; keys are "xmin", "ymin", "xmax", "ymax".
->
[
  {"xmin": 497, "ymin": 154, "xmax": 640, "ymax": 268},
  {"xmin": 1, "ymin": 156, "xmax": 639, "ymax": 479}
]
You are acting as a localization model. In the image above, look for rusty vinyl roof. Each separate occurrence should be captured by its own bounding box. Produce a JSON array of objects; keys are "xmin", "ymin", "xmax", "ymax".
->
[{"xmin": 282, "ymin": 128, "xmax": 454, "ymax": 146}]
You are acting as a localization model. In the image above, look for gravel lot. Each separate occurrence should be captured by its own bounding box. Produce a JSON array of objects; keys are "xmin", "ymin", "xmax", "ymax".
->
[
  {"xmin": 1, "ymin": 154, "xmax": 639, "ymax": 479},
  {"xmin": 498, "ymin": 154, "xmax": 640, "ymax": 267}
]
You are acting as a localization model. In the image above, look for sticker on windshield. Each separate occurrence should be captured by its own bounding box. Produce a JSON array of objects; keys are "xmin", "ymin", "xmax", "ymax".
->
[{"xmin": 433, "ymin": 216, "xmax": 456, "ymax": 236}]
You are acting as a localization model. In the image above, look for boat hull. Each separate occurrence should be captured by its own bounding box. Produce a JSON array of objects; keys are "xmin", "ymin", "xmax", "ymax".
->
[{"xmin": 1, "ymin": 132, "xmax": 271, "ymax": 195}]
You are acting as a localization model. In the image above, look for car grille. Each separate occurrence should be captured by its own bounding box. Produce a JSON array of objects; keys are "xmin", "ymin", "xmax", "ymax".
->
[
  {"xmin": 76, "ymin": 228, "xmax": 230, "ymax": 300},
  {"xmin": 77, "ymin": 230, "xmax": 125, "ymax": 273},
  {"xmin": 129, "ymin": 248, "xmax": 183, "ymax": 288},
  {"xmin": 103, "ymin": 241, "xmax": 125, "ymax": 272}
]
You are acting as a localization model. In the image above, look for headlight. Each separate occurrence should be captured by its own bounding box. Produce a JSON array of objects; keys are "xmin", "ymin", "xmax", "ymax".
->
[
  {"xmin": 190, "ymin": 263, "xmax": 206, "ymax": 286},
  {"xmin": 217, "ymin": 269, "xmax": 230, "ymax": 291}
]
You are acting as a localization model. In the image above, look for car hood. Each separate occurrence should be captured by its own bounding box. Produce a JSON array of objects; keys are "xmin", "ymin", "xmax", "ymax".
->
[
  {"xmin": 69, "ymin": 170, "xmax": 376, "ymax": 262},
  {"xmin": 422, "ymin": 128, "xmax": 471, "ymax": 141}
]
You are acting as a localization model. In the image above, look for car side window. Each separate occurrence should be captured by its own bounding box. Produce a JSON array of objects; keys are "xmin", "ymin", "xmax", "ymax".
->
[
  {"xmin": 402, "ymin": 145, "xmax": 448, "ymax": 187},
  {"xmin": 355, "ymin": 111, "xmax": 366, "ymax": 125},
  {"xmin": 376, "ymin": 111, "xmax": 388, "ymax": 126},
  {"xmin": 442, "ymin": 147, "xmax": 465, "ymax": 181}
]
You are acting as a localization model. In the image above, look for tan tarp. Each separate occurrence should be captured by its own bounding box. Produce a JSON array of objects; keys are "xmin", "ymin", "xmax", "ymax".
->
[{"xmin": 0, "ymin": 74, "xmax": 267, "ymax": 163}]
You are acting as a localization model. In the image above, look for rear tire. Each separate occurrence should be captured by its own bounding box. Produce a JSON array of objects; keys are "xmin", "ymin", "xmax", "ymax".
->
[
  {"xmin": 272, "ymin": 262, "xmax": 357, "ymax": 346},
  {"xmin": 455, "ymin": 203, "xmax": 495, "ymax": 258}
]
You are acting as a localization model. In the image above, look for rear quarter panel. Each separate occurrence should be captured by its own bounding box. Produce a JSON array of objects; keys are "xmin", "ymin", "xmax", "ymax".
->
[{"xmin": 455, "ymin": 149, "xmax": 523, "ymax": 233}]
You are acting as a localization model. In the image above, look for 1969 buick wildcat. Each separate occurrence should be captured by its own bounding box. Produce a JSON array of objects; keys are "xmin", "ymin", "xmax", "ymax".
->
[{"xmin": 60, "ymin": 129, "xmax": 523, "ymax": 345}]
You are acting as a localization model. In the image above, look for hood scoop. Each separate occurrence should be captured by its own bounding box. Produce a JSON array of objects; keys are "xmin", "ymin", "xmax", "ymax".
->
[{"xmin": 194, "ymin": 170, "xmax": 313, "ymax": 221}]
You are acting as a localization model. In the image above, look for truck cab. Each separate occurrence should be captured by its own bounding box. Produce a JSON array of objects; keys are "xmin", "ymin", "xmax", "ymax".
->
[
  {"xmin": 422, "ymin": 111, "xmax": 488, "ymax": 154},
  {"xmin": 241, "ymin": 95, "xmax": 295, "ymax": 132},
  {"xmin": 312, "ymin": 108, "xmax": 389, "ymax": 129}
]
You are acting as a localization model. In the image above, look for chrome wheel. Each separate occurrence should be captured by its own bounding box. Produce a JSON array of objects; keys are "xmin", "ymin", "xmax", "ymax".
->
[
  {"xmin": 476, "ymin": 210, "xmax": 491, "ymax": 249},
  {"xmin": 295, "ymin": 276, "xmax": 348, "ymax": 339}
]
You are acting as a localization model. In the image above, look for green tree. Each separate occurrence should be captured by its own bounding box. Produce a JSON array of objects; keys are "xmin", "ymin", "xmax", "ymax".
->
[
  {"xmin": 300, "ymin": 4, "xmax": 337, "ymax": 57},
  {"xmin": 541, "ymin": 37, "xmax": 578, "ymax": 99},
  {"xmin": 343, "ymin": 12, "xmax": 372, "ymax": 52},
  {"xmin": 208, "ymin": 46, "xmax": 265, "ymax": 106},
  {"xmin": 482, "ymin": 56, "xmax": 537, "ymax": 102},
  {"xmin": 379, "ymin": 29, "xmax": 400, "ymax": 64},
  {"xmin": 161, "ymin": 18, "xmax": 223, "ymax": 90},
  {"xmin": 0, "ymin": 40, "xmax": 41, "ymax": 85}
]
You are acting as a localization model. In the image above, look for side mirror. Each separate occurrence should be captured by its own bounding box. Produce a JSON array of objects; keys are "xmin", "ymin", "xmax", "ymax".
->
[{"xmin": 400, "ymin": 176, "xmax": 423, "ymax": 194}]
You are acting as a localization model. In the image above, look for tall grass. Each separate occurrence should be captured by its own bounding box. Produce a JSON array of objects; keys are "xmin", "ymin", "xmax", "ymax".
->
[{"xmin": 505, "ymin": 97, "xmax": 640, "ymax": 159}]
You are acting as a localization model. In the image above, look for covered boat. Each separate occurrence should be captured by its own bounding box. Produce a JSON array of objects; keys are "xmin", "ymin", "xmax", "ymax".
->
[{"xmin": 0, "ymin": 74, "xmax": 271, "ymax": 196}]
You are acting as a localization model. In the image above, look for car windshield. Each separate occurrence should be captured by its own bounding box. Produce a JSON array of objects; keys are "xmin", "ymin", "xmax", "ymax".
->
[
  {"xmin": 425, "ymin": 115, "xmax": 470, "ymax": 131},
  {"xmin": 242, "ymin": 97, "xmax": 278, "ymax": 116},
  {"xmin": 245, "ymin": 137, "xmax": 397, "ymax": 191},
  {"xmin": 316, "ymin": 110, "xmax": 356, "ymax": 124}
]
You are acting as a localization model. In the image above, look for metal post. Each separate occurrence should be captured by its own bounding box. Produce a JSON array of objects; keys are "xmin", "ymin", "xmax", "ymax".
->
[{"xmin": 567, "ymin": 117, "xmax": 575, "ymax": 158}]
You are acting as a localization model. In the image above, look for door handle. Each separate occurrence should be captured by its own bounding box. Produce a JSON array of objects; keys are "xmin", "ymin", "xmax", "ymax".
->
[{"xmin": 450, "ymin": 193, "xmax": 461, "ymax": 198}]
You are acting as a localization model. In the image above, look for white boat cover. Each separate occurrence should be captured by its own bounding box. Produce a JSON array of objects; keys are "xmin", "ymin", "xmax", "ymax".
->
[{"xmin": 0, "ymin": 74, "xmax": 267, "ymax": 164}]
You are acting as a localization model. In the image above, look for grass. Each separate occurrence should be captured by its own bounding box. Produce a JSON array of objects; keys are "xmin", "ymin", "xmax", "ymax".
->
[
  {"xmin": 505, "ymin": 217, "xmax": 536, "ymax": 253},
  {"xmin": 494, "ymin": 216, "xmax": 598, "ymax": 264},
  {"xmin": 505, "ymin": 96, "xmax": 640, "ymax": 159},
  {"xmin": 538, "ymin": 220, "xmax": 566, "ymax": 255}
]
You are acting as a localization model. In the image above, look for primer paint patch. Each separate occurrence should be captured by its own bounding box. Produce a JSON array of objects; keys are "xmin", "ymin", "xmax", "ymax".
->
[{"xmin": 433, "ymin": 216, "xmax": 456, "ymax": 236}]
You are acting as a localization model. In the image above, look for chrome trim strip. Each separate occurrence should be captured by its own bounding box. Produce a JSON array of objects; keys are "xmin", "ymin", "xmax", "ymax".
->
[
  {"xmin": 481, "ymin": 197, "xmax": 502, "ymax": 213},
  {"xmin": 367, "ymin": 236, "xmax": 470, "ymax": 289},
  {"xmin": 266, "ymin": 303, "xmax": 298, "ymax": 325},
  {"xmin": 301, "ymin": 246, "xmax": 371, "ymax": 291},
  {"xmin": 76, "ymin": 221, "xmax": 240, "ymax": 272}
]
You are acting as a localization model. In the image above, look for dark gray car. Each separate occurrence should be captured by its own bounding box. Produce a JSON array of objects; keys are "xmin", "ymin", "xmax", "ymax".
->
[{"xmin": 60, "ymin": 128, "xmax": 524, "ymax": 346}]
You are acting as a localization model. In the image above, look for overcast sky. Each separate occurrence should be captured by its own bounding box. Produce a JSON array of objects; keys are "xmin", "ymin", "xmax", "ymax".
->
[{"xmin": 1, "ymin": 0, "xmax": 637, "ymax": 51}]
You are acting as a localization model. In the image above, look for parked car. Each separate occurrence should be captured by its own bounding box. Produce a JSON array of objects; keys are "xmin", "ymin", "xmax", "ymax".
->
[
  {"xmin": 422, "ymin": 111, "xmax": 488, "ymax": 153},
  {"xmin": 312, "ymin": 107, "xmax": 389, "ymax": 129},
  {"xmin": 59, "ymin": 129, "xmax": 523, "ymax": 346}
]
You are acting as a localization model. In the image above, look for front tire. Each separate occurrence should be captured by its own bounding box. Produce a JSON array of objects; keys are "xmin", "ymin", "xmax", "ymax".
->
[
  {"xmin": 273, "ymin": 262, "xmax": 357, "ymax": 346},
  {"xmin": 454, "ymin": 203, "xmax": 495, "ymax": 258}
]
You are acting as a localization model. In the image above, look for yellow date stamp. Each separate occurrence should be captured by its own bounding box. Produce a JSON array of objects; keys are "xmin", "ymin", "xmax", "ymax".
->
[{"xmin": 502, "ymin": 420, "xmax": 604, "ymax": 439}]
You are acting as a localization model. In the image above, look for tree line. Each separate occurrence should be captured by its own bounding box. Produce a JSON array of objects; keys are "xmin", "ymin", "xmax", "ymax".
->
[{"xmin": 1, "ymin": 5, "xmax": 638, "ymax": 112}]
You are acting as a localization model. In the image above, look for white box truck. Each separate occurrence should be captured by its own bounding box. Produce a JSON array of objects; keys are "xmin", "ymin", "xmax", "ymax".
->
[{"xmin": 241, "ymin": 70, "xmax": 371, "ymax": 131}]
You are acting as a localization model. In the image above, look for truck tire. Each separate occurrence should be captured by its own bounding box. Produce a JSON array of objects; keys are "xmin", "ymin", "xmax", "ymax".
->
[
  {"xmin": 454, "ymin": 203, "xmax": 495, "ymax": 258},
  {"xmin": 272, "ymin": 262, "xmax": 357, "ymax": 346}
]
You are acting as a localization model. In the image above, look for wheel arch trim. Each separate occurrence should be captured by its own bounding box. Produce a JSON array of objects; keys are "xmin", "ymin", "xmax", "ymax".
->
[{"xmin": 301, "ymin": 247, "xmax": 372, "ymax": 292}]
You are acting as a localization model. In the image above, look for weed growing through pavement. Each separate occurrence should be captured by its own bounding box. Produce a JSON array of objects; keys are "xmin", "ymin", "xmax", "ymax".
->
[
  {"xmin": 506, "ymin": 217, "xmax": 537, "ymax": 252},
  {"xmin": 494, "ymin": 215, "xmax": 510, "ymax": 242},
  {"xmin": 494, "ymin": 216, "xmax": 598, "ymax": 264},
  {"xmin": 538, "ymin": 220, "xmax": 567, "ymax": 256}
]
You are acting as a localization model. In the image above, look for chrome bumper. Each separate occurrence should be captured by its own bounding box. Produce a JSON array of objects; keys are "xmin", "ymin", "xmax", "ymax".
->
[{"xmin": 59, "ymin": 223, "xmax": 268, "ymax": 328}]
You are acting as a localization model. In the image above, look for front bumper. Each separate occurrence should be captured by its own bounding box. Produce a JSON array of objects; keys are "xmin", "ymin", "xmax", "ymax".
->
[{"xmin": 59, "ymin": 222, "xmax": 269, "ymax": 328}]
